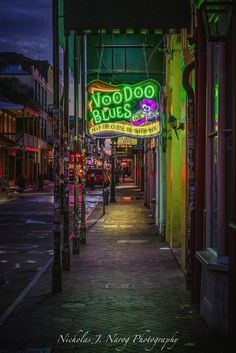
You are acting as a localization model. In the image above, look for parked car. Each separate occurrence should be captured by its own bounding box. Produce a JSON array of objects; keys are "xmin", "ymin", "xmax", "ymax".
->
[{"xmin": 86, "ymin": 168, "xmax": 110, "ymax": 187}]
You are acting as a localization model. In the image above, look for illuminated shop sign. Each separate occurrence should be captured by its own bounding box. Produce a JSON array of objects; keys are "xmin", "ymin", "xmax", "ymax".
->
[
  {"xmin": 87, "ymin": 80, "xmax": 161, "ymax": 138},
  {"xmin": 117, "ymin": 136, "xmax": 138, "ymax": 145}
]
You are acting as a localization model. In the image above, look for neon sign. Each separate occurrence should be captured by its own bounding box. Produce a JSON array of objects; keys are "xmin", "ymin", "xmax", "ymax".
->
[{"xmin": 87, "ymin": 80, "xmax": 161, "ymax": 138}]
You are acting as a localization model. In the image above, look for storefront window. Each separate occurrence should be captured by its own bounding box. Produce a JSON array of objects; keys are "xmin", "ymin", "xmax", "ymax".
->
[
  {"xmin": 34, "ymin": 80, "xmax": 37, "ymax": 100},
  {"xmin": 0, "ymin": 114, "xmax": 4, "ymax": 132},
  {"xmin": 209, "ymin": 44, "xmax": 219, "ymax": 250},
  {"xmin": 40, "ymin": 118, "xmax": 43, "ymax": 139},
  {"xmin": 224, "ymin": 41, "xmax": 233, "ymax": 255},
  {"xmin": 210, "ymin": 136, "xmax": 217, "ymax": 249}
]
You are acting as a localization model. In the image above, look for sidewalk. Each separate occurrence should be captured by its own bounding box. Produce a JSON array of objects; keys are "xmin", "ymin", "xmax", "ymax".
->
[
  {"xmin": 0, "ymin": 184, "xmax": 228, "ymax": 353},
  {"xmin": 9, "ymin": 180, "xmax": 54, "ymax": 194}
]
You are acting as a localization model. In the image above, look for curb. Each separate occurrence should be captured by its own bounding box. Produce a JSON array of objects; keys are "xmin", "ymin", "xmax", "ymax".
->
[
  {"xmin": 0, "ymin": 199, "xmax": 104, "ymax": 326},
  {"xmin": 0, "ymin": 257, "xmax": 53, "ymax": 326}
]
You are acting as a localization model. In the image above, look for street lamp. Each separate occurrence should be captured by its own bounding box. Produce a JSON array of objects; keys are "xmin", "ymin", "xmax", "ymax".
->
[
  {"xmin": 168, "ymin": 114, "xmax": 185, "ymax": 140},
  {"xmin": 201, "ymin": 1, "xmax": 234, "ymax": 41}
]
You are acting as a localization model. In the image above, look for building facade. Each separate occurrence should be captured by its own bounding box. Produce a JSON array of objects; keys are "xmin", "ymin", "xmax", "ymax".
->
[
  {"xmin": 192, "ymin": 2, "xmax": 236, "ymax": 338},
  {"xmin": 0, "ymin": 100, "xmax": 18, "ymax": 188},
  {"xmin": 154, "ymin": 1, "xmax": 236, "ymax": 338},
  {"xmin": 0, "ymin": 53, "xmax": 54, "ymax": 187}
]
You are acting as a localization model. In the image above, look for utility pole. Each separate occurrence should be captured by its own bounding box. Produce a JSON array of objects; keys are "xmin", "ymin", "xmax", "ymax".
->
[
  {"xmin": 52, "ymin": 0, "xmax": 62, "ymax": 292},
  {"xmin": 62, "ymin": 35, "xmax": 70, "ymax": 270},
  {"xmin": 73, "ymin": 33, "xmax": 80, "ymax": 254},
  {"xmin": 79, "ymin": 34, "xmax": 87, "ymax": 244},
  {"xmin": 110, "ymin": 138, "xmax": 116, "ymax": 203}
]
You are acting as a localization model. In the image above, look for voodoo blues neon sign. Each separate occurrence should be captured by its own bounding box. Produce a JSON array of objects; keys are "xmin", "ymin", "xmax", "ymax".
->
[{"xmin": 87, "ymin": 80, "xmax": 161, "ymax": 138}]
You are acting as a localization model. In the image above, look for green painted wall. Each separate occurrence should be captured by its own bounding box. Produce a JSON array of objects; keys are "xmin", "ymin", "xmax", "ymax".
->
[{"xmin": 86, "ymin": 34, "xmax": 164, "ymax": 85}]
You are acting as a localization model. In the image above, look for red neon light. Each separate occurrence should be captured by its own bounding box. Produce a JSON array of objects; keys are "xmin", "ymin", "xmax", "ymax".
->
[
  {"xmin": 9, "ymin": 149, "xmax": 16, "ymax": 157},
  {"xmin": 24, "ymin": 146, "xmax": 39, "ymax": 152},
  {"xmin": 70, "ymin": 153, "xmax": 82, "ymax": 163}
]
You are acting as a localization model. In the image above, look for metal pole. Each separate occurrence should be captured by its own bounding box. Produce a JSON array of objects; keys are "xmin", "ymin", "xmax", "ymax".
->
[
  {"xmin": 62, "ymin": 34, "xmax": 70, "ymax": 270},
  {"xmin": 143, "ymin": 139, "xmax": 148, "ymax": 206},
  {"xmin": 79, "ymin": 34, "xmax": 87, "ymax": 244},
  {"xmin": 60, "ymin": 49, "xmax": 64, "ymax": 216},
  {"xmin": 52, "ymin": 0, "xmax": 62, "ymax": 293},
  {"xmin": 110, "ymin": 138, "xmax": 116, "ymax": 203},
  {"xmin": 60, "ymin": 136, "xmax": 64, "ymax": 216},
  {"xmin": 101, "ymin": 139, "xmax": 105, "ymax": 215},
  {"xmin": 73, "ymin": 33, "xmax": 80, "ymax": 254},
  {"xmin": 95, "ymin": 44, "xmax": 154, "ymax": 49}
]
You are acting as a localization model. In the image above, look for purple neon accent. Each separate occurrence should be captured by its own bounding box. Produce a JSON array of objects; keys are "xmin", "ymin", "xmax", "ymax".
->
[
  {"xmin": 131, "ymin": 117, "xmax": 147, "ymax": 126},
  {"xmin": 140, "ymin": 99, "xmax": 157, "ymax": 111}
]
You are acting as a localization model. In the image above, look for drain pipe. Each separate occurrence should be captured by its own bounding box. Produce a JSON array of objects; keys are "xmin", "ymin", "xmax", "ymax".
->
[{"xmin": 182, "ymin": 60, "xmax": 195, "ymax": 293}]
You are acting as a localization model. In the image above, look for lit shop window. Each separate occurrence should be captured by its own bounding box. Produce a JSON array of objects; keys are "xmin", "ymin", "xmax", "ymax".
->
[{"xmin": 209, "ymin": 44, "xmax": 219, "ymax": 250}]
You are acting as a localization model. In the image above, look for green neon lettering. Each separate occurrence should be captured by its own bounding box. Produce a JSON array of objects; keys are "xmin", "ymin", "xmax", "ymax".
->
[
  {"xmin": 144, "ymin": 85, "xmax": 155, "ymax": 98},
  {"xmin": 134, "ymin": 86, "xmax": 143, "ymax": 99},
  {"xmin": 116, "ymin": 106, "xmax": 123, "ymax": 118},
  {"xmin": 109, "ymin": 108, "xmax": 116, "ymax": 119},
  {"xmin": 92, "ymin": 110, "xmax": 102, "ymax": 123},
  {"xmin": 101, "ymin": 95, "xmax": 112, "ymax": 106},
  {"xmin": 123, "ymin": 86, "xmax": 133, "ymax": 102},
  {"xmin": 91, "ymin": 93, "xmax": 101, "ymax": 108},
  {"xmin": 124, "ymin": 103, "xmax": 132, "ymax": 119},
  {"xmin": 102, "ymin": 110, "xmax": 110, "ymax": 121},
  {"xmin": 112, "ymin": 91, "xmax": 122, "ymax": 105}
]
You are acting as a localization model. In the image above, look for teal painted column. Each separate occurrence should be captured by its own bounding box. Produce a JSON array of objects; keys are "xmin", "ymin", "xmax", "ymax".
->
[{"xmin": 158, "ymin": 138, "xmax": 166, "ymax": 241}]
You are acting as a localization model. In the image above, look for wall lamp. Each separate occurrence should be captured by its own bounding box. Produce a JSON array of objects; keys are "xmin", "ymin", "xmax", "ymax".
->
[
  {"xmin": 168, "ymin": 114, "xmax": 185, "ymax": 140},
  {"xmin": 200, "ymin": 1, "xmax": 234, "ymax": 41}
]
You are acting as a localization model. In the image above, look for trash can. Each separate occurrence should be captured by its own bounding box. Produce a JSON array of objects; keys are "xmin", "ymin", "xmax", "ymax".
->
[
  {"xmin": 16, "ymin": 174, "xmax": 26, "ymax": 190},
  {"xmin": 38, "ymin": 174, "xmax": 43, "ymax": 190},
  {"xmin": 151, "ymin": 197, "xmax": 156, "ymax": 218},
  {"xmin": 0, "ymin": 175, "xmax": 8, "ymax": 193}
]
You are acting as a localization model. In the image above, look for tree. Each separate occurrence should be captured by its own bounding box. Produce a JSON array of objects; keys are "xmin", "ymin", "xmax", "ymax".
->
[{"xmin": 0, "ymin": 77, "xmax": 39, "ymax": 110}]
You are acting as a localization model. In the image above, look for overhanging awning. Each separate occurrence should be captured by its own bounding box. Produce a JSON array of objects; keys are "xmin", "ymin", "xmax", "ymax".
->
[
  {"xmin": 0, "ymin": 101, "xmax": 39, "ymax": 118},
  {"xmin": 64, "ymin": 0, "xmax": 191, "ymax": 34},
  {"xmin": 0, "ymin": 100, "xmax": 24, "ymax": 111}
]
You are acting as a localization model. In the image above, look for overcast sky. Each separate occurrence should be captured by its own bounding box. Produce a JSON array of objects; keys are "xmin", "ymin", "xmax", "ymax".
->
[{"xmin": 0, "ymin": 0, "xmax": 52, "ymax": 63}]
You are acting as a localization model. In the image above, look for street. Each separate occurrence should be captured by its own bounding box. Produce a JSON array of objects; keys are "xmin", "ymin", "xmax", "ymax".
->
[{"xmin": 0, "ymin": 184, "xmax": 103, "ymax": 317}]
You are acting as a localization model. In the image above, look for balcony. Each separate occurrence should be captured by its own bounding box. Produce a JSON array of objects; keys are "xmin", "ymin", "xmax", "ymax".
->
[
  {"xmin": 16, "ymin": 133, "xmax": 38, "ymax": 150},
  {"xmin": 23, "ymin": 133, "xmax": 38, "ymax": 147}
]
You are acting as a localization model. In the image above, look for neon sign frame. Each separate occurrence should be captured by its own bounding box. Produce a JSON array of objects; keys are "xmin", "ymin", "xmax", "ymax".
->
[{"xmin": 87, "ymin": 79, "xmax": 161, "ymax": 138}]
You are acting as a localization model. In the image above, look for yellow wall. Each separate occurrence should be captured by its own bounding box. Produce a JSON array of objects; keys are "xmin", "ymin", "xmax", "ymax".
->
[{"xmin": 165, "ymin": 34, "xmax": 187, "ymax": 269}]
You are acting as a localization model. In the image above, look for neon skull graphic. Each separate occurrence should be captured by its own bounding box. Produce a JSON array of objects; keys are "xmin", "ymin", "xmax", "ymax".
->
[{"xmin": 131, "ymin": 99, "xmax": 159, "ymax": 126}]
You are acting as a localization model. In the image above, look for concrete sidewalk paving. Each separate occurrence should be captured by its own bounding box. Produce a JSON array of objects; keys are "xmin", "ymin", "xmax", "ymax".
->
[{"xmin": 0, "ymin": 186, "xmax": 228, "ymax": 353}]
